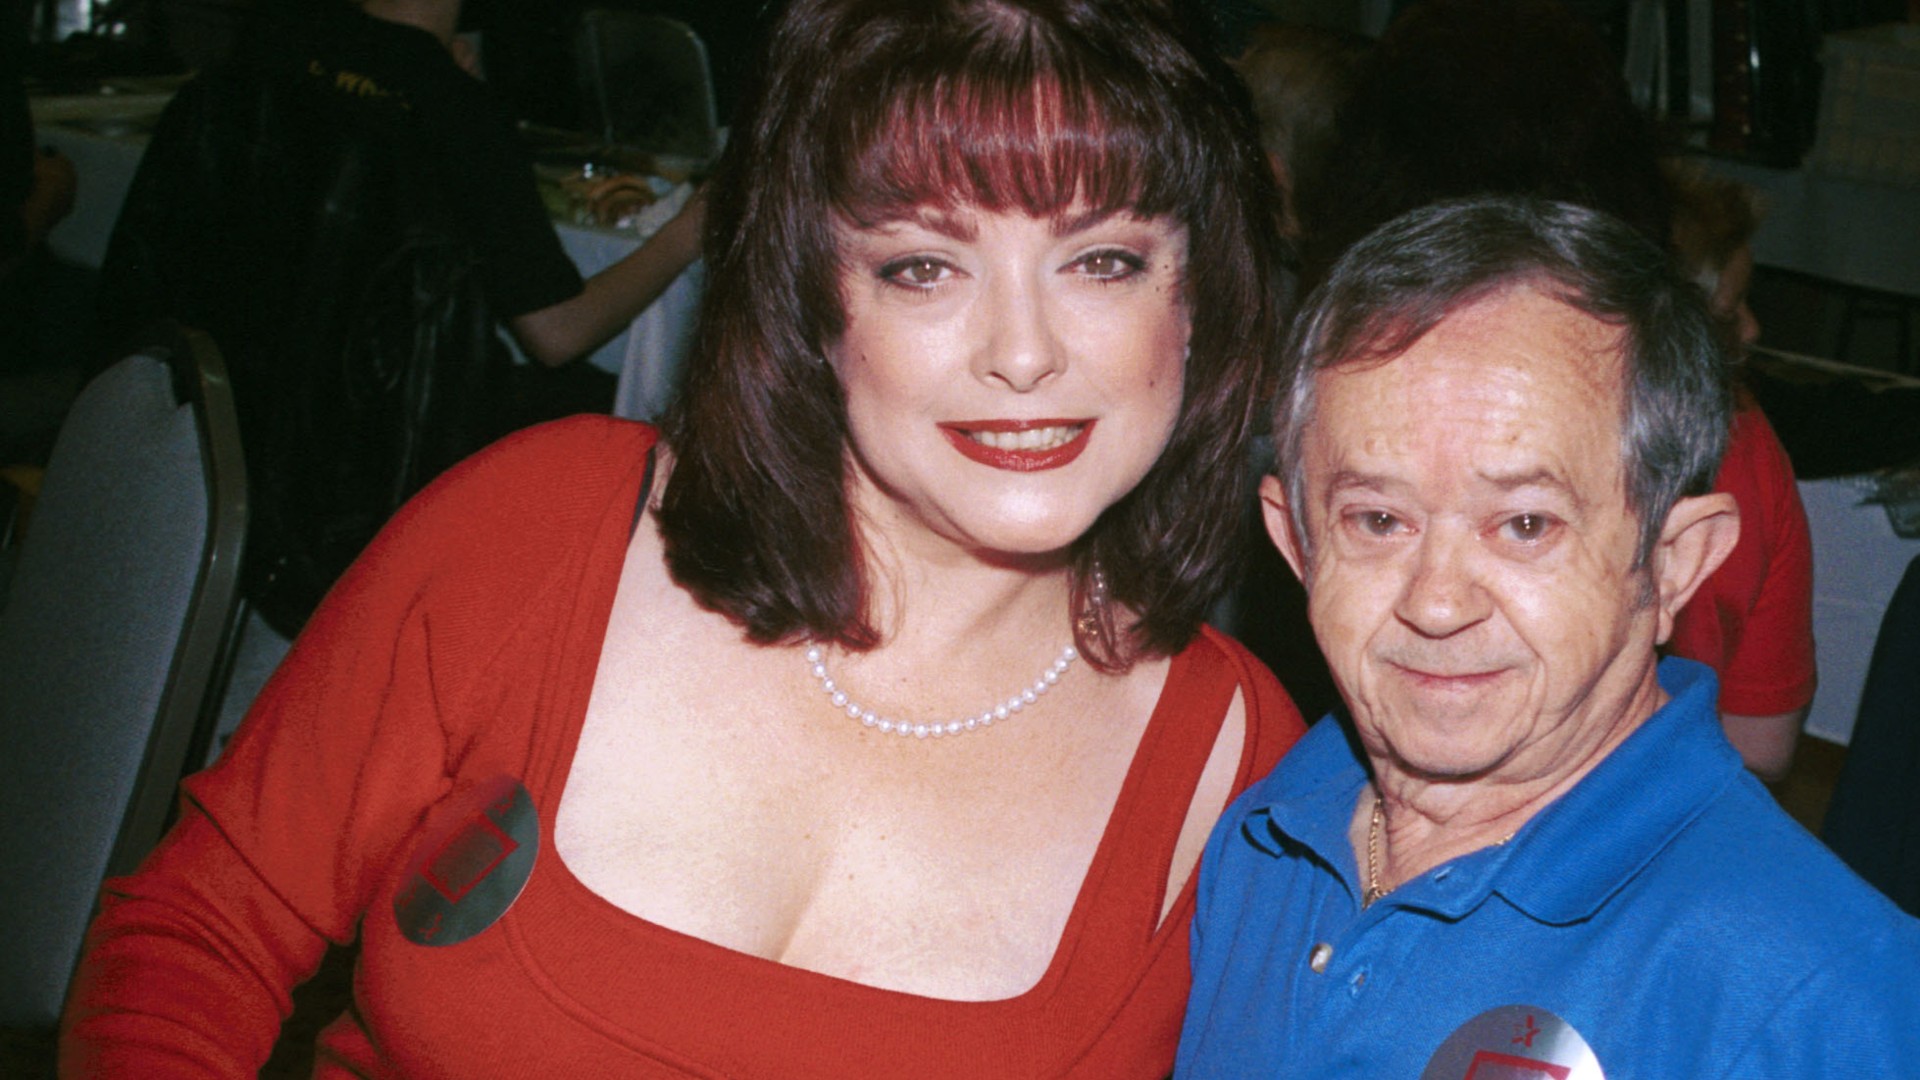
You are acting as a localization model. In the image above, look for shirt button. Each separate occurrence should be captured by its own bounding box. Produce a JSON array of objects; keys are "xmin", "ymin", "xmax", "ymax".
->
[{"xmin": 1308, "ymin": 943, "xmax": 1334, "ymax": 973}]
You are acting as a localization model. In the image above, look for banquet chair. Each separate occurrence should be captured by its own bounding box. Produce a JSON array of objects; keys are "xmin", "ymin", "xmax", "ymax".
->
[
  {"xmin": 1823, "ymin": 552, "xmax": 1920, "ymax": 917},
  {"xmin": 573, "ymin": 10, "xmax": 720, "ymax": 162},
  {"xmin": 0, "ymin": 321, "xmax": 248, "ymax": 1030}
]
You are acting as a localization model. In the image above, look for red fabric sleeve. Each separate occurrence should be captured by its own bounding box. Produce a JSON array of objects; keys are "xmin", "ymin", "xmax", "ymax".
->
[
  {"xmin": 1667, "ymin": 405, "xmax": 1817, "ymax": 717},
  {"xmin": 1716, "ymin": 410, "xmax": 1817, "ymax": 716},
  {"xmin": 60, "ymin": 419, "xmax": 654, "ymax": 1076}
]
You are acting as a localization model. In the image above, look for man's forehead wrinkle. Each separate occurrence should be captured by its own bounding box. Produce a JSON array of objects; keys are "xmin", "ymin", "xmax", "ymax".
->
[
  {"xmin": 1473, "ymin": 464, "xmax": 1591, "ymax": 511},
  {"xmin": 1322, "ymin": 466, "xmax": 1407, "ymax": 496}
]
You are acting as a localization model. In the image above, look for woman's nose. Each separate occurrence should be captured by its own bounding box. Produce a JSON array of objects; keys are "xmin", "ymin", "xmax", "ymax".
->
[{"xmin": 974, "ymin": 272, "xmax": 1065, "ymax": 392}]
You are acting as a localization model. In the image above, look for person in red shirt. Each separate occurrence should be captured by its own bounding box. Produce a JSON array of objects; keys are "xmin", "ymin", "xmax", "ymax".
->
[{"xmin": 1664, "ymin": 159, "xmax": 1817, "ymax": 780}]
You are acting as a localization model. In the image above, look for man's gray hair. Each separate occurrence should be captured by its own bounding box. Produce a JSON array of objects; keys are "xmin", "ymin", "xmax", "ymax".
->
[{"xmin": 1274, "ymin": 196, "xmax": 1732, "ymax": 566}]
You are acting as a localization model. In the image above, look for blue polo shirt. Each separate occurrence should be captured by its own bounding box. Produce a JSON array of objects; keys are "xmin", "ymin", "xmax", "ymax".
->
[{"xmin": 1178, "ymin": 658, "xmax": 1920, "ymax": 1079}]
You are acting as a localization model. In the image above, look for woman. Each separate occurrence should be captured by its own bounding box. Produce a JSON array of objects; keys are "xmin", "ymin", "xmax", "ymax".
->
[{"xmin": 61, "ymin": 0, "xmax": 1303, "ymax": 1075}]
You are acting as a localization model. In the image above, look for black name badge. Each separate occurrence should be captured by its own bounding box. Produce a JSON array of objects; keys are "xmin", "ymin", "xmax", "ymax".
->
[
  {"xmin": 1421, "ymin": 1004, "xmax": 1604, "ymax": 1080},
  {"xmin": 393, "ymin": 776, "xmax": 540, "ymax": 947}
]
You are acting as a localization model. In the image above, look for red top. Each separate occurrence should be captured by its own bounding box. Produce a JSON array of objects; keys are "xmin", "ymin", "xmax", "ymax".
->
[
  {"xmin": 1667, "ymin": 402, "xmax": 1818, "ymax": 716},
  {"xmin": 63, "ymin": 418, "xmax": 1305, "ymax": 1078}
]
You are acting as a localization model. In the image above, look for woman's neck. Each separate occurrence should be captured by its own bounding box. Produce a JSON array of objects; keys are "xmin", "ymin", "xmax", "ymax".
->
[{"xmin": 822, "ymin": 535, "xmax": 1085, "ymax": 725}]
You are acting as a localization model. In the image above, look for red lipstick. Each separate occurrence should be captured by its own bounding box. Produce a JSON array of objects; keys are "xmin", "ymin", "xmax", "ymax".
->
[{"xmin": 938, "ymin": 419, "xmax": 1094, "ymax": 472}]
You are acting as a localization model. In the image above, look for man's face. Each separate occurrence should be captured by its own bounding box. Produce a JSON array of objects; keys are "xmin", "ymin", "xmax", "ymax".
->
[{"xmin": 1268, "ymin": 285, "xmax": 1668, "ymax": 782}]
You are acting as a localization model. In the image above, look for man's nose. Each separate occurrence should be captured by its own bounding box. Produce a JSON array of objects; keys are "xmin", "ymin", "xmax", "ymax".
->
[
  {"xmin": 1393, "ymin": 530, "xmax": 1491, "ymax": 638},
  {"xmin": 974, "ymin": 271, "xmax": 1065, "ymax": 392}
]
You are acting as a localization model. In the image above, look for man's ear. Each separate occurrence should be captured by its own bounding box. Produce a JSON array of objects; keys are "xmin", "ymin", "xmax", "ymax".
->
[
  {"xmin": 1649, "ymin": 491, "xmax": 1741, "ymax": 644},
  {"xmin": 1259, "ymin": 474, "xmax": 1308, "ymax": 583}
]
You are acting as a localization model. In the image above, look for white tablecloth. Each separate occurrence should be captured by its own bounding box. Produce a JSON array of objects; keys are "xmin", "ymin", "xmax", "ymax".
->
[
  {"xmin": 30, "ymin": 92, "xmax": 167, "ymax": 270},
  {"xmin": 546, "ymin": 186, "xmax": 704, "ymax": 421},
  {"xmin": 1798, "ymin": 475, "xmax": 1920, "ymax": 745},
  {"xmin": 29, "ymin": 91, "xmax": 700, "ymax": 420},
  {"xmin": 1706, "ymin": 157, "xmax": 1920, "ymax": 300}
]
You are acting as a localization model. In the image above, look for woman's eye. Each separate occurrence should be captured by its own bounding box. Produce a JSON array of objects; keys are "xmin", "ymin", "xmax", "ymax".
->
[
  {"xmin": 878, "ymin": 257, "xmax": 952, "ymax": 289},
  {"xmin": 1073, "ymin": 249, "xmax": 1146, "ymax": 282},
  {"xmin": 1500, "ymin": 513, "xmax": 1556, "ymax": 543}
]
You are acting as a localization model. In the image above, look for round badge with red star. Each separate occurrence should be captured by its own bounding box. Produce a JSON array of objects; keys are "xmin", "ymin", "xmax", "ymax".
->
[{"xmin": 1421, "ymin": 1004, "xmax": 1604, "ymax": 1080}]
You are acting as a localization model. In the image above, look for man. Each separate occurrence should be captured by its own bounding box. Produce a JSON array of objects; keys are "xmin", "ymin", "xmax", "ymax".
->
[
  {"xmin": 1300, "ymin": 0, "xmax": 1819, "ymax": 783},
  {"xmin": 1177, "ymin": 197, "xmax": 1920, "ymax": 1078}
]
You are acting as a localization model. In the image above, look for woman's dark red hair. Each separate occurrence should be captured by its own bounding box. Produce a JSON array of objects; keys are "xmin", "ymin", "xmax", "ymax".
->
[{"xmin": 657, "ymin": 0, "xmax": 1283, "ymax": 669}]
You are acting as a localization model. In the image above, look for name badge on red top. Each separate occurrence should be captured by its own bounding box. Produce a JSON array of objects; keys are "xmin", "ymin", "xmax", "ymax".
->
[{"xmin": 393, "ymin": 775, "xmax": 540, "ymax": 946}]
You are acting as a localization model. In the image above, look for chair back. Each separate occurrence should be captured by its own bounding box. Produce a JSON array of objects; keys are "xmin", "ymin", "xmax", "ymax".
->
[
  {"xmin": 0, "ymin": 322, "xmax": 248, "ymax": 1028},
  {"xmin": 0, "ymin": 320, "xmax": 247, "ymax": 1022},
  {"xmin": 574, "ymin": 10, "xmax": 720, "ymax": 163}
]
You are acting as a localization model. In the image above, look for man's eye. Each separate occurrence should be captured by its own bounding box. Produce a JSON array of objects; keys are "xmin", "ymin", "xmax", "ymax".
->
[
  {"xmin": 1501, "ymin": 513, "xmax": 1556, "ymax": 542},
  {"xmin": 1073, "ymin": 249, "xmax": 1146, "ymax": 282},
  {"xmin": 1348, "ymin": 511, "xmax": 1401, "ymax": 537},
  {"xmin": 879, "ymin": 257, "xmax": 951, "ymax": 288}
]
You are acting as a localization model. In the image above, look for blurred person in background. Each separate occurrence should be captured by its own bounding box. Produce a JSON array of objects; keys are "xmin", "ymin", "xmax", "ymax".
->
[
  {"xmin": 1662, "ymin": 159, "xmax": 1815, "ymax": 780},
  {"xmin": 97, "ymin": 0, "xmax": 706, "ymax": 636}
]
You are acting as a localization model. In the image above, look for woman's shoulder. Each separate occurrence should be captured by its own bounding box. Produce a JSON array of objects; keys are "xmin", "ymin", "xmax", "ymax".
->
[
  {"xmin": 1188, "ymin": 625, "xmax": 1310, "ymax": 772},
  {"xmin": 328, "ymin": 416, "xmax": 659, "ymax": 636},
  {"xmin": 396, "ymin": 417, "xmax": 657, "ymax": 536}
]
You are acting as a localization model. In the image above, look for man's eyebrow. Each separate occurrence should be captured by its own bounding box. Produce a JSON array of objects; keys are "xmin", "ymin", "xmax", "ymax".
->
[
  {"xmin": 1322, "ymin": 468, "xmax": 1404, "ymax": 495},
  {"xmin": 1478, "ymin": 467, "xmax": 1588, "ymax": 507}
]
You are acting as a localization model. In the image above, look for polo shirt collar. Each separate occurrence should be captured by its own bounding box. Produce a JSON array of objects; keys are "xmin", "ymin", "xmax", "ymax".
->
[
  {"xmin": 1239, "ymin": 657, "xmax": 1743, "ymax": 924},
  {"xmin": 1241, "ymin": 712, "xmax": 1371, "ymax": 901},
  {"xmin": 1494, "ymin": 657, "xmax": 1743, "ymax": 923}
]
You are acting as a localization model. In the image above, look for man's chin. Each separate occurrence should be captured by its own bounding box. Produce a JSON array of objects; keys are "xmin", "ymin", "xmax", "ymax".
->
[{"xmin": 1362, "ymin": 704, "xmax": 1521, "ymax": 782}]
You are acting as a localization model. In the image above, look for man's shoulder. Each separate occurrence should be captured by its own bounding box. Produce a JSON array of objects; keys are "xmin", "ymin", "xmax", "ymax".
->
[
  {"xmin": 1201, "ymin": 717, "xmax": 1357, "ymax": 879},
  {"xmin": 1646, "ymin": 769, "xmax": 1920, "ymax": 966}
]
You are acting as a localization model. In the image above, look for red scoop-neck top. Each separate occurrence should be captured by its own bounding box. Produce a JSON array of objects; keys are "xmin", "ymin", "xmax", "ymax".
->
[{"xmin": 64, "ymin": 418, "xmax": 1304, "ymax": 1078}]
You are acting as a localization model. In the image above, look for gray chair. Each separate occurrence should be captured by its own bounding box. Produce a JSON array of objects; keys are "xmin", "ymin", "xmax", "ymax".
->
[
  {"xmin": 0, "ymin": 322, "xmax": 248, "ymax": 1029},
  {"xmin": 574, "ymin": 10, "xmax": 720, "ymax": 163}
]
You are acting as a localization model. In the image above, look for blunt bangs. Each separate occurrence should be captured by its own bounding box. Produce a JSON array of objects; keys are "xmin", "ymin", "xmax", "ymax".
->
[
  {"xmin": 824, "ymin": 18, "xmax": 1203, "ymax": 226},
  {"xmin": 661, "ymin": 0, "xmax": 1285, "ymax": 667}
]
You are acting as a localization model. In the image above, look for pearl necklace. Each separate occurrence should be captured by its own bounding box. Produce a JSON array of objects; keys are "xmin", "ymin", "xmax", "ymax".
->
[{"xmin": 803, "ymin": 642, "xmax": 1078, "ymax": 739}]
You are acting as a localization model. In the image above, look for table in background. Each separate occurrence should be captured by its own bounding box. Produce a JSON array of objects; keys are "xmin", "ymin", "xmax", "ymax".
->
[
  {"xmin": 541, "ymin": 188, "xmax": 704, "ymax": 421},
  {"xmin": 29, "ymin": 91, "xmax": 699, "ymax": 420},
  {"xmin": 30, "ymin": 91, "xmax": 169, "ymax": 271},
  {"xmin": 1798, "ymin": 475, "xmax": 1920, "ymax": 746},
  {"xmin": 1706, "ymin": 158, "xmax": 1920, "ymax": 301}
]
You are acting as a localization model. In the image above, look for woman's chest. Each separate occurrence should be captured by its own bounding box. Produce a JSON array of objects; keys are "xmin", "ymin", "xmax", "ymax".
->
[{"xmin": 550, "ymin": 681, "xmax": 1132, "ymax": 999}]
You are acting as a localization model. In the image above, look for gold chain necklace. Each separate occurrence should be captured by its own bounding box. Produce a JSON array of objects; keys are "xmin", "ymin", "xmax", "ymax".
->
[
  {"xmin": 1363, "ymin": 790, "xmax": 1389, "ymax": 907},
  {"xmin": 1363, "ymin": 788, "xmax": 1517, "ymax": 908}
]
